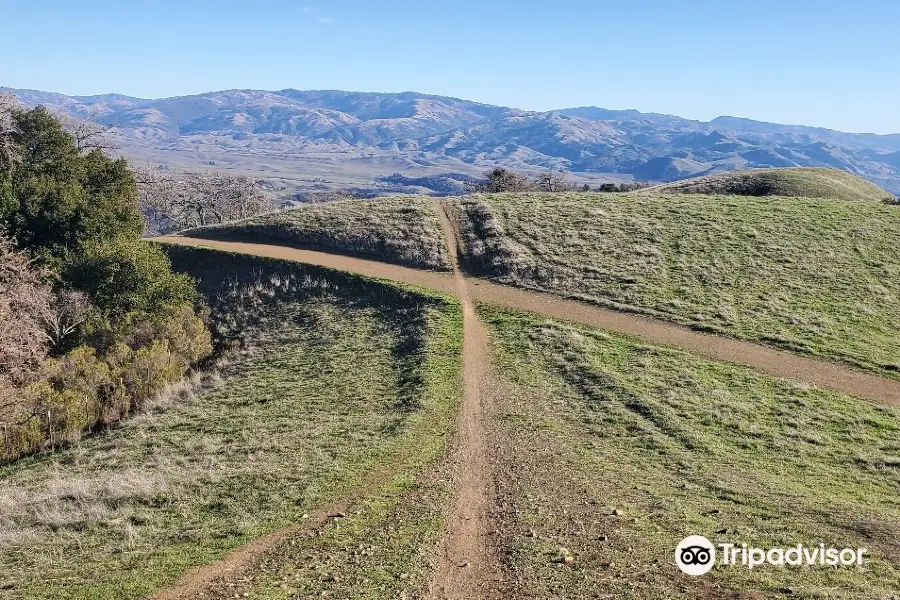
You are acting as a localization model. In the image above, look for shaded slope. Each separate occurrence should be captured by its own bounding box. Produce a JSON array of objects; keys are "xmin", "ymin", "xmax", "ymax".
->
[{"xmin": 152, "ymin": 236, "xmax": 900, "ymax": 405}]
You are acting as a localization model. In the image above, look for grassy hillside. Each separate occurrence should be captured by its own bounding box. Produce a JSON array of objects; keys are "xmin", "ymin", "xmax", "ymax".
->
[
  {"xmin": 455, "ymin": 192, "xmax": 900, "ymax": 375},
  {"xmin": 647, "ymin": 167, "xmax": 894, "ymax": 203},
  {"xmin": 180, "ymin": 196, "xmax": 451, "ymax": 270},
  {"xmin": 484, "ymin": 306, "xmax": 900, "ymax": 598},
  {"xmin": 0, "ymin": 247, "xmax": 462, "ymax": 600}
]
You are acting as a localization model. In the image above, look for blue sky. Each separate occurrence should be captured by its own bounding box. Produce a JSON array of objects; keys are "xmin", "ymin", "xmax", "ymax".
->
[{"xmin": 2, "ymin": 0, "xmax": 898, "ymax": 133}]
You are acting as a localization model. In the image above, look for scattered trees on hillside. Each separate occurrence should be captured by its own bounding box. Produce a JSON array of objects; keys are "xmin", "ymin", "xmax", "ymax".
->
[
  {"xmin": 464, "ymin": 167, "xmax": 650, "ymax": 194},
  {"xmin": 135, "ymin": 165, "xmax": 278, "ymax": 234},
  {"xmin": 596, "ymin": 181, "xmax": 653, "ymax": 192}
]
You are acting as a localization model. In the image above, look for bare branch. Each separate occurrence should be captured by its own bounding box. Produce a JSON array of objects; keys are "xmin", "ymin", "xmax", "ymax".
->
[
  {"xmin": 0, "ymin": 93, "xmax": 22, "ymax": 172},
  {"xmin": 464, "ymin": 168, "xmax": 535, "ymax": 193},
  {"xmin": 41, "ymin": 289, "xmax": 91, "ymax": 350},
  {"xmin": 135, "ymin": 164, "xmax": 279, "ymax": 234},
  {"xmin": 0, "ymin": 235, "xmax": 54, "ymax": 418},
  {"xmin": 534, "ymin": 170, "xmax": 575, "ymax": 193},
  {"xmin": 59, "ymin": 115, "xmax": 119, "ymax": 152}
]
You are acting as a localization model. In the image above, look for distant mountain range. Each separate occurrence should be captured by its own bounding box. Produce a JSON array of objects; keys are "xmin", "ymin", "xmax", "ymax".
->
[{"xmin": 6, "ymin": 87, "xmax": 900, "ymax": 194}]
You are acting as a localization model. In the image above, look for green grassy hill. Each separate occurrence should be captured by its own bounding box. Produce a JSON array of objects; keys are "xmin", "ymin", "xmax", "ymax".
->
[
  {"xmin": 6, "ymin": 214, "xmax": 900, "ymax": 599},
  {"xmin": 0, "ymin": 246, "xmax": 462, "ymax": 599},
  {"xmin": 180, "ymin": 196, "xmax": 451, "ymax": 271},
  {"xmin": 484, "ymin": 306, "xmax": 900, "ymax": 598},
  {"xmin": 647, "ymin": 167, "xmax": 894, "ymax": 203},
  {"xmin": 454, "ymin": 191, "xmax": 900, "ymax": 375}
]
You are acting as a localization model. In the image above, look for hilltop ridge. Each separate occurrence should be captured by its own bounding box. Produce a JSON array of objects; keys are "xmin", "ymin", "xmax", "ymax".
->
[{"xmin": 647, "ymin": 167, "xmax": 895, "ymax": 202}]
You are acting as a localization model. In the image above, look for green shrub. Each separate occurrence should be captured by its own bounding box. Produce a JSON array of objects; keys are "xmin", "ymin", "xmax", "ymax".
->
[
  {"xmin": 0, "ymin": 308, "xmax": 212, "ymax": 461},
  {"xmin": 62, "ymin": 240, "xmax": 197, "ymax": 319}
]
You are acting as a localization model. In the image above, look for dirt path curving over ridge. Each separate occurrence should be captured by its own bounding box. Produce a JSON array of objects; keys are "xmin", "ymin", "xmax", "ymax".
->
[
  {"xmin": 151, "ymin": 235, "xmax": 457, "ymax": 295},
  {"xmin": 150, "ymin": 236, "xmax": 900, "ymax": 405},
  {"xmin": 425, "ymin": 200, "xmax": 501, "ymax": 599}
]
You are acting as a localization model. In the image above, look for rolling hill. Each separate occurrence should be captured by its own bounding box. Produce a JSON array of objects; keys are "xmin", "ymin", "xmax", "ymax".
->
[
  {"xmin": 452, "ymin": 191, "xmax": 900, "ymax": 375},
  {"xmin": 5, "ymin": 186, "xmax": 900, "ymax": 598},
  {"xmin": 647, "ymin": 167, "xmax": 895, "ymax": 202},
  {"xmin": 5, "ymin": 87, "xmax": 900, "ymax": 195},
  {"xmin": 180, "ymin": 196, "xmax": 451, "ymax": 270}
]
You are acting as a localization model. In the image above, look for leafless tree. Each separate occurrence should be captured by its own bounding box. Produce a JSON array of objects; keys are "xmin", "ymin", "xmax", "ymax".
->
[
  {"xmin": 535, "ymin": 171, "xmax": 575, "ymax": 192},
  {"xmin": 134, "ymin": 164, "xmax": 279, "ymax": 234},
  {"xmin": 0, "ymin": 93, "xmax": 21, "ymax": 172},
  {"xmin": 0, "ymin": 235, "xmax": 54, "ymax": 419},
  {"xmin": 42, "ymin": 289, "xmax": 91, "ymax": 350},
  {"xmin": 464, "ymin": 167, "xmax": 535, "ymax": 193},
  {"xmin": 60, "ymin": 115, "xmax": 119, "ymax": 152}
]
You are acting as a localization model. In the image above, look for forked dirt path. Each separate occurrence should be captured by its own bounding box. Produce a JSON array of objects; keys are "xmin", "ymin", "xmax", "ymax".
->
[
  {"xmin": 425, "ymin": 200, "xmax": 501, "ymax": 599},
  {"xmin": 152, "ymin": 235, "xmax": 900, "ymax": 406}
]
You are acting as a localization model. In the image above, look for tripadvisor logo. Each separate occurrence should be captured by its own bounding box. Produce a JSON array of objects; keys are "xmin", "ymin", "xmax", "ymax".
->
[
  {"xmin": 675, "ymin": 536, "xmax": 868, "ymax": 576},
  {"xmin": 676, "ymin": 536, "xmax": 716, "ymax": 576}
]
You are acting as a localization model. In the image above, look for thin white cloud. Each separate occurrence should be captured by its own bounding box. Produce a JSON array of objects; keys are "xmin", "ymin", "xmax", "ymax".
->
[
  {"xmin": 298, "ymin": 5, "xmax": 313, "ymax": 13},
  {"xmin": 317, "ymin": 16, "xmax": 337, "ymax": 24}
]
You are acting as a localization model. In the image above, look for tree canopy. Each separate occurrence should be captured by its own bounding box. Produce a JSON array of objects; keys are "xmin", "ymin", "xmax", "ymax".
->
[{"xmin": 0, "ymin": 106, "xmax": 143, "ymax": 262}]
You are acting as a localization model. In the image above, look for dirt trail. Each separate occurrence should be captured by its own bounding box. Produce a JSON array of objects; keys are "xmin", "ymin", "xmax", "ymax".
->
[
  {"xmin": 426, "ymin": 200, "xmax": 501, "ymax": 599},
  {"xmin": 153, "ymin": 235, "xmax": 900, "ymax": 406},
  {"xmin": 153, "ymin": 467, "xmax": 392, "ymax": 600},
  {"xmin": 152, "ymin": 235, "xmax": 457, "ymax": 295}
]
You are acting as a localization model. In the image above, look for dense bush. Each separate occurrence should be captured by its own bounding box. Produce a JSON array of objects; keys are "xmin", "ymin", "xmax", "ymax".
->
[
  {"xmin": 62, "ymin": 239, "xmax": 197, "ymax": 319},
  {"xmin": 0, "ymin": 105, "xmax": 212, "ymax": 463}
]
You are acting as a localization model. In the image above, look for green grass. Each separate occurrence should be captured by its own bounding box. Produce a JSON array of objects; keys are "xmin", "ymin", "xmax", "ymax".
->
[
  {"xmin": 481, "ymin": 305, "xmax": 900, "ymax": 599},
  {"xmin": 0, "ymin": 249, "xmax": 462, "ymax": 600},
  {"xmin": 647, "ymin": 167, "xmax": 895, "ymax": 203},
  {"xmin": 455, "ymin": 192, "xmax": 900, "ymax": 376},
  {"xmin": 180, "ymin": 195, "xmax": 451, "ymax": 270}
]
